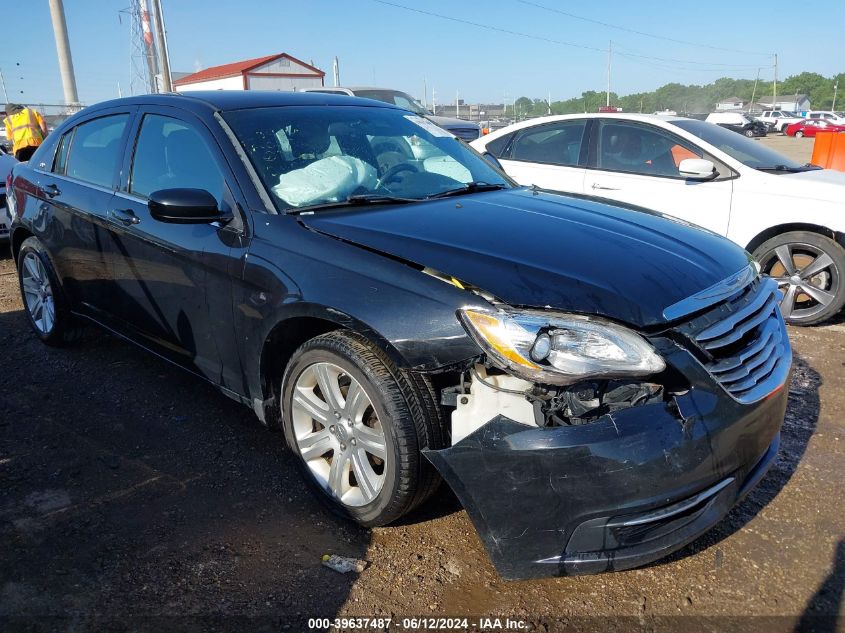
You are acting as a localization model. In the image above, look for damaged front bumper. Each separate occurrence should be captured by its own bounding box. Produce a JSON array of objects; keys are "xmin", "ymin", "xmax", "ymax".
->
[{"xmin": 423, "ymin": 344, "xmax": 790, "ymax": 580}]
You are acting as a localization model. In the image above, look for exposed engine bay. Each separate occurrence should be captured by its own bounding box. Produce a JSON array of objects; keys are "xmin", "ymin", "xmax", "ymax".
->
[{"xmin": 441, "ymin": 364, "xmax": 664, "ymax": 445}]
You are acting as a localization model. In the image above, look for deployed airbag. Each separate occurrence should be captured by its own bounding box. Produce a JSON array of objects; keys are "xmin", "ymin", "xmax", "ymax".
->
[{"xmin": 273, "ymin": 155, "xmax": 377, "ymax": 207}]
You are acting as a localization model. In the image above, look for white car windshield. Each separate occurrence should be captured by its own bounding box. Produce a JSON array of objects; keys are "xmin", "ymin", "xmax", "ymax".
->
[
  {"xmin": 673, "ymin": 119, "xmax": 817, "ymax": 172},
  {"xmin": 223, "ymin": 105, "xmax": 510, "ymax": 211}
]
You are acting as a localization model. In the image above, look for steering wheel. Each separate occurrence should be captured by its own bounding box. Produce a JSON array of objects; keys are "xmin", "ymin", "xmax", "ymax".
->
[{"xmin": 376, "ymin": 162, "xmax": 419, "ymax": 190}]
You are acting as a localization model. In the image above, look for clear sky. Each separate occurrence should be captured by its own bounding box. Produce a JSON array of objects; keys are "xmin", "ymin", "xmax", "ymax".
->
[{"xmin": 3, "ymin": 0, "xmax": 843, "ymax": 107}]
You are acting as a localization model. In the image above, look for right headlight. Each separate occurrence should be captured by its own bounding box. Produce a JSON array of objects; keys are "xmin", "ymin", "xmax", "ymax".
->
[{"xmin": 458, "ymin": 307, "xmax": 666, "ymax": 386}]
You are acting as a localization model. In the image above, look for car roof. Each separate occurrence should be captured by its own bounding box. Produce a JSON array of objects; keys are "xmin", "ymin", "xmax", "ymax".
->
[
  {"xmin": 307, "ymin": 86, "xmax": 408, "ymax": 93},
  {"xmin": 77, "ymin": 90, "xmax": 400, "ymax": 114},
  {"xmin": 479, "ymin": 112, "xmax": 689, "ymax": 136}
]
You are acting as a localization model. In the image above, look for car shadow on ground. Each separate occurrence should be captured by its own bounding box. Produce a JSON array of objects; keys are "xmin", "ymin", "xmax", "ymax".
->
[
  {"xmin": 651, "ymin": 352, "xmax": 821, "ymax": 568},
  {"xmin": 0, "ymin": 309, "xmax": 370, "ymax": 629},
  {"xmin": 794, "ymin": 539, "xmax": 845, "ymax": 633}
]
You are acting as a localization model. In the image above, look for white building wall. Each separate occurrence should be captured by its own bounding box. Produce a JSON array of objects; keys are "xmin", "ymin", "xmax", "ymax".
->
[
  {"xmin": 174, "ymin": 75, "xmax": 244, "ymax": 92},
  {"xmin": 246, "ymin": 75, "xmax": 323, "ymax": 91},
  {"xmin": 252, "ymin": 57, "xmax": 316, "ymax": 74}
]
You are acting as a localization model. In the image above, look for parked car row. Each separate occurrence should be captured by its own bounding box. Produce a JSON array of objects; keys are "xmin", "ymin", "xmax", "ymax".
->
[{"xmin": 5, "ymin": 91, "xmax": 797, "ymax": 580}]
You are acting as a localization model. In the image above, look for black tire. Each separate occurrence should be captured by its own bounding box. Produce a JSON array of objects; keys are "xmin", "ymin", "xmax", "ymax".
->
[
  {"xmin": 753, "ymin": 231, "xmax": 845, "ymax": 325},
  {"xmin": 17, "ymin": 237, "xmax": 84, "ymax": 345},
  {"xmin": 744, "ymin": 128, "xmax": 755, "ymax": 137},
  {"xmin": 279, "ymin": 330, "xmax": 444, "ymax": 527},
  {"xmin": 795, "ymin": 130, "xmax": 804, "ymax": 138}
]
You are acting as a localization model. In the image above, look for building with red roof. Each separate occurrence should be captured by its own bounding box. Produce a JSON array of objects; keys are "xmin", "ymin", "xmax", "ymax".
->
[{"xmin": 173, "ymin": 53, "xmax": 324, "ymax": 92}]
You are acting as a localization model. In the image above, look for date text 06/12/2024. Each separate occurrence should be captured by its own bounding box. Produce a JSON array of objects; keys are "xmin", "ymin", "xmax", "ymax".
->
[{"xmin": 307, "ymin": 617, "xmax": 528, "ymax": 630}]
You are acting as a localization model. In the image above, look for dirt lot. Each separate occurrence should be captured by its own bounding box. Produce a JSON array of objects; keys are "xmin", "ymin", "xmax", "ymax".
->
[{"xmin": 1, "ymin": 136, "xmax": 843, "ymax": 632}]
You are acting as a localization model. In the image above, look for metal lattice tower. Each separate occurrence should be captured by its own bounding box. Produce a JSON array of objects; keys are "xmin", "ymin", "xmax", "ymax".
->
[{"xmin": 121, "ymin": 1, "xmax": 158, "ymax": 95}]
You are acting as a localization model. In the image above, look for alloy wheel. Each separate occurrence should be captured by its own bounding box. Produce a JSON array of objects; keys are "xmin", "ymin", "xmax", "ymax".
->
[
  {"xmin": 21, "ymin": 252, "xmax": 56, "ymax": 335},
  {"xmin": 291, "ymin": 362, "xmax": 387, "ymax": 507},
  {"xmin": 764, "ymin": 243, "xmax": 838, "ymax": 322}
]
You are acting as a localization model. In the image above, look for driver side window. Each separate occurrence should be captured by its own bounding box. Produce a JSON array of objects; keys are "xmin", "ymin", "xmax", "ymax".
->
[
  {"xmin": 596, "ymin": 121, "xmax": 703, "ymax": 178},
  {"xmin": 130, "ymin": 114, "xmax": 225, "ymax": 205}
]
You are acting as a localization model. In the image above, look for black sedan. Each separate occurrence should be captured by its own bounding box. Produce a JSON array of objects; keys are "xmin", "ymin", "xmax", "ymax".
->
[{"xmin": 6, "ymin": 92, "xmax": 791, "ymax": 580}]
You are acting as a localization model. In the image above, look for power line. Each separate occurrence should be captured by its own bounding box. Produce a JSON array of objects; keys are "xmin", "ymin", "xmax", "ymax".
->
[
  {"xmin": 516, "ymin": 0, "xmax": 771, "ymax": 57},
  {"xmin": 369, "ymin": 0, "xmax": 606, "ymax": 52},
  {"xmin": 370, "ymin": 0, "xmax": 771, "ymax": 69}
]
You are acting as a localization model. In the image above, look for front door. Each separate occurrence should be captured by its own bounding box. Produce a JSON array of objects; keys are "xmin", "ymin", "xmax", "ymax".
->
[
  {"xmin": 102, "ymin": 108, "xmax": 247, "ymax": 389},
  {"xmin": 584, "ymin": 119, "xmax": 734, "ymax": 236}
]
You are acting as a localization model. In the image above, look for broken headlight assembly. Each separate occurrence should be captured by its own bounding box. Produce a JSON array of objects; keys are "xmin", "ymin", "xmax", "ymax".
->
[{"xmin": 458, "ymin": 307, "xmax": 665, "ymax": 386}]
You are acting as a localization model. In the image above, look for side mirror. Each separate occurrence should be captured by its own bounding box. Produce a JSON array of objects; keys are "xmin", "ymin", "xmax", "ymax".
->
[
  {"xmin": 148, "ymin": 188, "xmax": 229, "ymax": 224},
  {"xmin": 679, "ymin": 158, "xmax": 717, "ymax": 181},
  {"xmin": 482, "ymin": 151, "xmax": 504, "ymax": 171}
]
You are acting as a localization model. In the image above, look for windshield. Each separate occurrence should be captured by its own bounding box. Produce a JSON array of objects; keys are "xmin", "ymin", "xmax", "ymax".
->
[
  {"xmin": 672, "ymin": 118, "xmax": 806, "ymax": 170},
  {"xmin": 223, "ymin": 105, "xmax": 510, "ymax": 211},
  {"xmin": 353, "ymin": 90, "xmax": 430, "ymax": 116}
]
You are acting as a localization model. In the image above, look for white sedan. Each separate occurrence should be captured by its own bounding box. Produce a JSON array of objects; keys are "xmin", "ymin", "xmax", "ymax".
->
[{"xmin": 472, "ymin": 113, "xmax": 845, "ymax": 325}]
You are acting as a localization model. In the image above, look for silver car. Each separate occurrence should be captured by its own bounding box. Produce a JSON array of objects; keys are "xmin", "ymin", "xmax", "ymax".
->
[{"xmin": 302, "ymin": 86, "xmax": 482, "ymax": 141}]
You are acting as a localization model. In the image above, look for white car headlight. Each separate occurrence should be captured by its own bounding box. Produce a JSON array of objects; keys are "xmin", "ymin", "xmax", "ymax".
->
[{"xmin": 458, "ymin": 307, "xmax": 666, "ymax": 386}]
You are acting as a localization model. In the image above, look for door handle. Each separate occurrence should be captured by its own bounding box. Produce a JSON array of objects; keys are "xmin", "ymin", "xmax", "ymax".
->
[
  {"xmin": 591, "ymin": 183, "xmax": 620, "ymax": 191},
  {"xmin": 109, "ymin": 208, "xmax": 141, "ymax": 226},
  {"xmin": 44, "ymin": 183, "xmax": 61, "ymax": 198}
]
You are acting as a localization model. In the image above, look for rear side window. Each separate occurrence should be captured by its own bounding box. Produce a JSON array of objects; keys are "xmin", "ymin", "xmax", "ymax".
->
[
  {"xmin": 130, "ymin": 114, "xmax": 225, "ymax": 204},
  {"xmin": 509, "ymin": 120, "xmax": 586, "ymax": 167},
  {"xmin": 65, "ymin": 114, "xmax": 129, "ymax": 187},
  {"xmin": 65, "ymin": 115, "xmax": 129, "ymax": 186}
]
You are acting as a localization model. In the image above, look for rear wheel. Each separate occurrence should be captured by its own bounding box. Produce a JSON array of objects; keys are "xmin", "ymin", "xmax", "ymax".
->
[
  {"xmin": 17, "ymin": 237, "xmax": 84, "ymax": 345},
  {"xmin": 753, "ymin": 231, "xmax": 845, "ymax": 325},
  {"xmin": 795, "ymin": 130, "xmax": 804, "ymax": 138},
  {"xmin": 744, "ymin": 128, "xmax": 755, "ymax": 137},
  {"xmin": 280, "ymin": 331, "xmax": 444, "ymax": 526}
]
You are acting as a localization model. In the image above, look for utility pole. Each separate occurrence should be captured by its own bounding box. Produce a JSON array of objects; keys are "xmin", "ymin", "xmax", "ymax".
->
[
  {"xmin": 456, "ymin": 90, "xmax": 459, "ymax": 119},
  {"xmin": 773, "ymin": 53, "xmax": 778, "ymax": 111},
  {"xmin": 833, "ymin": 83, "xmax": 839, "ymax": 111},
  {"xmin": 750, "ymin": 67, "xmax": 760, "ymax": 109},
  {"xmin": 423, "ymin": 77, "xmax": 427, "ymax": 109},
  {"xmin": 0, "ymin": 69, "xmax": 7, "ymax": 102},
  {"xmin": 547, "ymin": 91, "xmax": 551, "ymax": 115},
  {"xmin": 48, "ymin": 0, "xmax": 80, "ymax": 106},
  {"xmin": 606, "ymin": 40, "xmax": 612, "ymax": 107},
  {"xmin": 139, "ymin": 0, "xmax": 159, "ymax": 92},
  {"xmin": 332, "ymin": 57, "xmax": 340, "ymax": 87},
  {"xmin": 150, "ymin": 0, "xmax": 172, "ymax": 92},
  {"xmin": 432, "ymin": 88, "xmax": 437, "ymax": 115}
]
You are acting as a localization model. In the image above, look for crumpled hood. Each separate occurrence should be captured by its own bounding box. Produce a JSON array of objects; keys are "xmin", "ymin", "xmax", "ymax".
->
[{"xmin": 302, "ymin": 189, "xmax": 750, "ymax": 327}]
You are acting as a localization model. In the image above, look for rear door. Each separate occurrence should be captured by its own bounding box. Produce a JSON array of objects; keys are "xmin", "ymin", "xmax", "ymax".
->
[
  {"xmin": 584, "ymin": 119, "xmax": 734, "ymax": 236},
  {"xmin": 496, "ymin": 119, "xmax": 588, "ymax": 195},
  {"xmin": 27, "ymin": 108, "xmax": 134, "ymax": 312},
  {"xmin": 102, "ymin": 106, "xmax": 249, "ymax": 389}
]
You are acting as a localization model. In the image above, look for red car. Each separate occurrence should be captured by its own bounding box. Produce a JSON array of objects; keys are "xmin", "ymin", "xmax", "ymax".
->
[{"xmin": 785, "ymin": 119, "xmax": 845, "ymax": 137}]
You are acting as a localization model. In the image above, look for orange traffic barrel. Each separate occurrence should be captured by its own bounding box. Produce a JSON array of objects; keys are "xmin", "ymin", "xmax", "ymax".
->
[{"xmin": 811, "ymin": 131, "xmax": 845, "ymax": 171}]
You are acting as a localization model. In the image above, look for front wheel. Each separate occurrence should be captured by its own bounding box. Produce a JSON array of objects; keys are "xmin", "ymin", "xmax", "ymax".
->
[
  {"xmin": 280, "ymin": 331, "xmax": 444, "ymax": 526},
  {"xmin": 744, "ymin": 128, "xmax": 755, "ymax": 137},
  {"xmin": 753, "ymin": 231, "xmax": 845, "ymax": 325},
  {"xmin": 795, "ymin": 130, "xmax": 804, "ymax": 138}
]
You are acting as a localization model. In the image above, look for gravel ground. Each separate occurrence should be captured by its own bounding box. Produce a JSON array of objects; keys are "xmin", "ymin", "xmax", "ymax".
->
[{"xmin": 1, "ymin": 136, "xmax": 843, "ymax": 632}]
